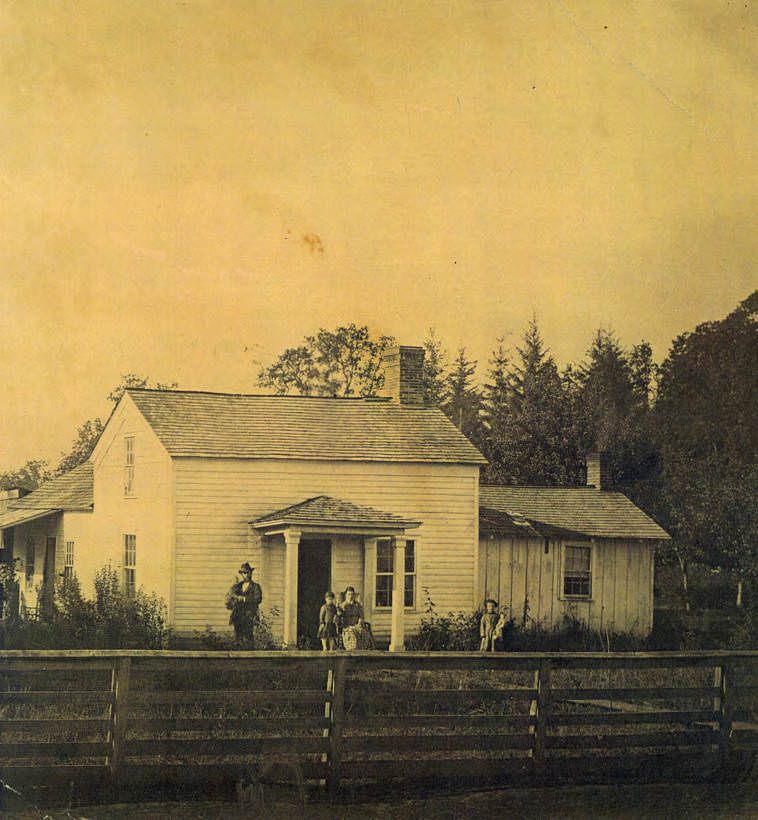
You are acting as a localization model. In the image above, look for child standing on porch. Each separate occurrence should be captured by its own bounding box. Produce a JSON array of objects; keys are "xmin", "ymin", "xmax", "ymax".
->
[{"xmin": 317, "ymin": 591, "xmax": 339, "ymax": 651}]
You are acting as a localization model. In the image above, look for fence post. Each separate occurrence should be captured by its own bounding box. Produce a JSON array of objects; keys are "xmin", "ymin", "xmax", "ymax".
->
[
  {"xmin": 327, "ymin": 656, "xmax": 347, "ymax": 795},
  {"xmin": 714, "ymin": 663, "xmax": 732, "ymax": 771},
  {"xmin": 533, "ymin": 658, "xmax": 552, "ymax": 772},
  {"xmin": 107, "ymin": 657, "xmax": 132, "ymax": 778}
]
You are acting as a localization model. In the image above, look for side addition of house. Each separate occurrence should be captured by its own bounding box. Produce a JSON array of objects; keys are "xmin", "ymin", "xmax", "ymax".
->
[{"xmin": 478, "ymin": 453, "xmax": 670, "ymax": 636}]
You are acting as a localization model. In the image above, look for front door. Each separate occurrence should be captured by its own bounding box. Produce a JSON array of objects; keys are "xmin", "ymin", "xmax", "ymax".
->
[
  {"xmin": 43, "ymin": 537, "xmax": 56, "ymax": 587},
  {"xmin": 297, "ymin": 538, "xmax": 331, "ymax": 648}
]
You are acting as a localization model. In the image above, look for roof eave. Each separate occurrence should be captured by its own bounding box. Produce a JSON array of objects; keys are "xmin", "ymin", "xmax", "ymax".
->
[
  {"xmin": 169, "ymin": 452, "xmax": 486, "ymax": 464},
  {"xmin": 251, "ymin": 521, "xmax": 420, "ymax": 537}
]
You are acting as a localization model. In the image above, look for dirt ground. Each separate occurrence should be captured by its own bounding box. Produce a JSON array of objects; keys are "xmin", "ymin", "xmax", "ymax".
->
[{"xmin": 6, "ymin": 781, "xmax": 756, "ymax": 820}]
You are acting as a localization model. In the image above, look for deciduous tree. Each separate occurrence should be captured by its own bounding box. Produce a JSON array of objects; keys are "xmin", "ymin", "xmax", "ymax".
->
[
  {"xmin": 55, "ymin": 375, "xmax": 177, "ymax": 474},
  {"xmin": 258, "ymin": 324, "xmax": 394, "ymax": 397},
  {"xmin": 654, "ymin": 291, "xmax": 758, "ymax": 606}
]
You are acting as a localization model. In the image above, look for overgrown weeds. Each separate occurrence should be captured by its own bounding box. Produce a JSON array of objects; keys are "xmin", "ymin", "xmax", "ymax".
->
[{"xmin": 0, "ymin": 563, "xmax": 168, "ymax": 649}]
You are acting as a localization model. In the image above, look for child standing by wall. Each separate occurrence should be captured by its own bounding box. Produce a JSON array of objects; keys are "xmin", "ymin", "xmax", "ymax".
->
[
  {"xmin": 480, "ymin": 598, "xmax": 499, "ymax": 651},
  {"xmin": 318, "ymin": 591, "xmax": 339, "ymax": 651}
]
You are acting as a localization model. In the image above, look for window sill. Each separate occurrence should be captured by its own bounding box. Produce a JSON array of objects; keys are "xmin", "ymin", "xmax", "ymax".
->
[{"xmin": 374, "ymin": 607, "xmax": 418, "ymax": 613}]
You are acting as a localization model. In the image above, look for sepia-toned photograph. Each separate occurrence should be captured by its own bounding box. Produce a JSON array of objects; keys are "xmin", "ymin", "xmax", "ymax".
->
[{"xmin": 1, "ymin": 2, "xmax": 757, "ymax": 817}]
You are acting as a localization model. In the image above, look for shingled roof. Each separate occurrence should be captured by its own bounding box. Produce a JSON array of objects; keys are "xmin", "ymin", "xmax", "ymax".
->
[
  {"xmin": 126, "ymin": 389, "xmax": 486, "ymax": 464},
  {"xmin": 7, "ymin": 462, "xmax": 94, "ymax": 511},
  {"xmin": 479, "ymin": 486, "xmax": 670, "ymax": 540},
  {"xmin": 251, "ymin": 495, "xmax": 421, "ymax": 530},
  {"xmin": 0, "ymin": 462, "xmax": 94, "ymax": 529}
]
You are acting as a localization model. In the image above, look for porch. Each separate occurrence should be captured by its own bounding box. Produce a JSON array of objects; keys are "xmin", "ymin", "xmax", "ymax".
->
[{"xmin": 250, "ymin": 496, "xmax": 420, "ymax": 651}]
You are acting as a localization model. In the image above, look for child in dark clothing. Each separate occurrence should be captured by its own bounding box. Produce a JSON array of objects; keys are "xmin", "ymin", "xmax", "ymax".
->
[
  {"xmin": 318, "ymin": 591, "xmax": 339, "ymax": 651},
  {"xmin": 480, "ymin": 598, "xmax": 499, "ymax": 651}
]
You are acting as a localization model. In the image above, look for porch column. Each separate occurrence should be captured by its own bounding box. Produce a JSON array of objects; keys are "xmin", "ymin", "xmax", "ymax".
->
[
  {"xmin": 389, "ymin": 536, "xmax": 406, "ymax": 652},
  {"xmin": 282, "ymin": 529, "xmax": 301, "ymax": 649}
]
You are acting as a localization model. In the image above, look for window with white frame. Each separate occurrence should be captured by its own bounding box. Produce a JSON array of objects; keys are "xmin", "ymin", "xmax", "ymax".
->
[
  {"xmin": 124, "ymin": 436, "xmax": 135, "ymax": 496},
  {"xmin": 25, "ymin": 538, "xmax": 35, "ymax": 587},
  {"xmin": 123, "ymin": 534, "xmax": 136, "ymax": 597},
  {"xmin": 563, "ymin": 545, "xmax": 591, "ymax": 598},
  {"xmin": 404, "ymin": 540, "xmax": 416, "ymax": 608},
  {"xmin": 64, "ymin": 541, "xmax": 75, "ymax": 580},
  {"xmin": 375, "ymin": 538, "xmax": 416, "ymax": 609}
]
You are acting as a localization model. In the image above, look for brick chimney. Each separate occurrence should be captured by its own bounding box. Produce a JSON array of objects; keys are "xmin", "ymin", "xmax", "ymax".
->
[
  {"xmin": 381, "ymin": 345, "xmax": 425, "ymax": 406},
  {"xmin": 586, "ymin": 451, "xmax": 611, "ymax": 490}
]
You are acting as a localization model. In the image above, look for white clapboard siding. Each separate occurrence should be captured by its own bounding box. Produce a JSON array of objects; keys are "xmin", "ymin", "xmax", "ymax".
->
[
  {"xmin": 173, "ymin": 458, "xmax": 479, "ymax": 640},
  {"xmin": 90, "ymin": 394, "xmax": 174, "ymax": 608},
  {"xmin": 478, "ymin": 537, "xmax": 655, "ymax": 636}
]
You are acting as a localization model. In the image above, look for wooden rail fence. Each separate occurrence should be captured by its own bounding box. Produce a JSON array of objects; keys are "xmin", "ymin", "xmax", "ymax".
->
[{"xmin": 1, "ymin": 650, "xmax": 758, "ymax": 796}]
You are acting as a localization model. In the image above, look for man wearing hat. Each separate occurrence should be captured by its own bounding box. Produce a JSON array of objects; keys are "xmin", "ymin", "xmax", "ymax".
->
[{"xmin": 225, "ymin": 562, "xmax": 263, "ymax": 646}]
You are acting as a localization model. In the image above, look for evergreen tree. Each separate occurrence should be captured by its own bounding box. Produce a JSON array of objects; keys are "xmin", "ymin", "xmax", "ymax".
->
[
  {"xmin": 442, "ymin": 347, "xmax": 482, "ymax": 445},
  {"xmin": 481, "ymin": 339, "xmax": 512, "ymax": 483},
  {"xmin": 422, "ymin": 328, "xmax": 448, "ymax": 406},
  {"xmin": 507, "ymin": 319, "xmax": 576, "ymax": 484},
  {"xmin": 573, "ymin": 328, "xmax": 654, "ymax": 491}
]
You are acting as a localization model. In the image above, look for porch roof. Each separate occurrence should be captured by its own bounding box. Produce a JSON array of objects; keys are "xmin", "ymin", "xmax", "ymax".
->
[
  {"xmin": 5, "ymin": 462, "xmax": 94, "ymax": 512},
  {"xmin": 250, "ymin": 495, "xmax": 421, "ymax": 535},
  {"xmin": 0, "ymin": 507, "xmax": 60, "ymax": 529}
]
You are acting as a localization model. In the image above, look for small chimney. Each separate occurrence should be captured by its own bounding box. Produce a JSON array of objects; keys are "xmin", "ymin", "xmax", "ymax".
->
[
  {"xmin": 0, "ymin": 487, "xmax": 29, "ymax": 514},
  {"xmin": 586, "ymin": 451, "xmax": 611, "ymax": 490},
  {"xmin": 381, "ymin": 345, "xmax": 425, "ymax": 406}
]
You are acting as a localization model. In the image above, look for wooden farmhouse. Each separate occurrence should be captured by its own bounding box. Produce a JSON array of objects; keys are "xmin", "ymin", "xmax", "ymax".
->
[{"xmin": 0, "ymin": 346, "xmax": 670, "ymax": 647}]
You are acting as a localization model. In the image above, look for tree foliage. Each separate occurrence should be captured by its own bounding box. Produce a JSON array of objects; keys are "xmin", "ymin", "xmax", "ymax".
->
[
  {"xmin": 54, "ymin": 374, "xmax": 177, "ymax": 475},
  {"xmin": 653, "ymin": 291, "xmax": 758, "ymax": 592},
  {"xmin": 422, "ymin": 328, "xmax": 448, "ymax": 406},
  {"xmin": 0, "ymin": 460, "xmax": 52, "ymax": 492},
  {"xmin": 441, "ymin": 346, "xmax": 483, "ymax": 444},
  {"xmin": 482, "ymin": 320, "xmax": 579, "ymax": 485},
  {"xmin": 257, "ymin": 324, "xmax": 395, "ymax": 397}
]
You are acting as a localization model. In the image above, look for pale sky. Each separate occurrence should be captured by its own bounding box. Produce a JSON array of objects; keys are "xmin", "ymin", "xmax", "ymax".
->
[{"xmin": 1, "ymin": 1, "xmax": 757, "ymax": 470}]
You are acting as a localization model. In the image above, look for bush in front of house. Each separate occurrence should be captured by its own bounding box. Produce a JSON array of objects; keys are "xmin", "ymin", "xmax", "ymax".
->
[
  {"xmin": 0, "ymin": 562, "xmax": 168, "ymax": 649},
  {"xmin": 194, "ymin": 607, "xmax": 281, "ymax": 651},
  {"xmin": 405, "ymin": 590, "xmax": 651, "ymax": 652}
]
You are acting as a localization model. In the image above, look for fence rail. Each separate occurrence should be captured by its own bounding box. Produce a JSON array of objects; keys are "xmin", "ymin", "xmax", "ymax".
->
[{"xmin": 1, "ymin": 649, "xmax": 758, "ymax": 795}]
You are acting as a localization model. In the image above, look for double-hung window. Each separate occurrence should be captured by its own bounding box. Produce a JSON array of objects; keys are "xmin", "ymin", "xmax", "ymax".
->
[
  {"xmin": 64, "ymin": 541, "xmax": 75, "ymax": 580},
  {"xmin": 404, "ymin": 540, "xmax": 416, "ymax": 608},
  {"xmin": 563, "ymin": 545, "xmax": 592, "ymax": 598},
  {"xmin": 124, "ymin": 436, "xmax": 135, "ymax": 496},
  {"xmin": 375, "ymin": 538, "xmax": 416, "ymax": 609},
  {"xmin": 123, "ymin": 534, "xmax": 136, "ymax": 597}
]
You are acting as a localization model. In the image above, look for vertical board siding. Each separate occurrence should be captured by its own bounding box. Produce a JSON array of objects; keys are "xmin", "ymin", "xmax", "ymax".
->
[
  {"xmin": 173, "ymin": 459, "xmax": 478, "ymax": 641},
  {"xmin": 511, "ymin": 540, "xmax": 527, "ymax": 626},
  {"xmin": 485, "ymin": 541, "xmax": 499, "ymax": 605},
  {"xmin": 478, "ymin": 537, "xmax": 655, "ymax": 636},
  {"xmin": 498, "ymin": 538, "xmax": 513, "ymax": 617}
]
